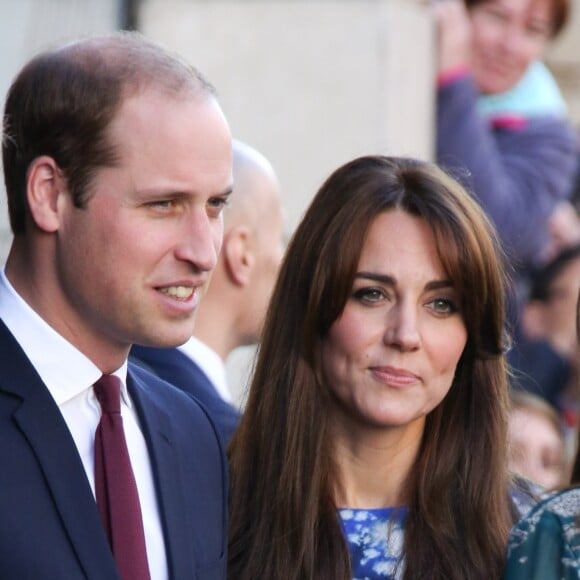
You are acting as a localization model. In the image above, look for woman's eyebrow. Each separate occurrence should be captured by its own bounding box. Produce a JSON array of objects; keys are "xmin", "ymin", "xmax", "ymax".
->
[
  {"xmin": 355, "ymin": 272, "xmax": 395, "ymax": 285},
  {"xmin": 355, "ymin": 272, "xmax": 453, "ymax": 291}
]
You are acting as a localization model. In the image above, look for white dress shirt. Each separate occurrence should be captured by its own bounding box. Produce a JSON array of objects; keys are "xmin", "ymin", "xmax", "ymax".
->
[
  {"xmin": 178, "ymin": 336, "xmax": 232, "ymax": 403},
  {"xmin": 0, "ymin": 269, "xmax": 168, "ymax": 580}
]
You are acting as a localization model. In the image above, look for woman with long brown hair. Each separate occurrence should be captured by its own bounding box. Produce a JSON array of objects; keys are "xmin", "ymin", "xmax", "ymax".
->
[{"xmin": 228, "ymin": 156, "xmax": 533, "ymax": 579}]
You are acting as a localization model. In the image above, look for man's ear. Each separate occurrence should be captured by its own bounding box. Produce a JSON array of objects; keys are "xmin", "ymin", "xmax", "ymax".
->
[
  {"xmin": 223, "ymin": 225, "xmax": 255, "ymax": 287},
  {"xmin": 26, "ymin": 156, "xmax": 67, "ymax": 233}
]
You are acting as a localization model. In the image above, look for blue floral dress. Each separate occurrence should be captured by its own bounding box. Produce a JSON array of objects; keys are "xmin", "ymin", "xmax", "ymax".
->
[
  {"xmin": 339, "ymin": 508, "xmax": 406, "ymax": 580},
  {"xmin": 504, "ymin": 488, "xmax": 580, "ymax": 579},
  {"xmin": 339, "ymin": 487, "xmax": 537, "ymax": 580}
]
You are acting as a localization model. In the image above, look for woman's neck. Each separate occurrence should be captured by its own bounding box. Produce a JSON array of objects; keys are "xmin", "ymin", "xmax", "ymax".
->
[{"xmin": 330, "ymin": 411, "xmax": 425, "ymax": 510}]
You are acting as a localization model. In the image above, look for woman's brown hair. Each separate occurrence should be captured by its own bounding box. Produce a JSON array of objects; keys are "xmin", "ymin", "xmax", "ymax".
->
[
  {"xmin": 228, "ymin": 156, "xmax": 517, "ymax": 579},
  {"xmin": 464, "ymin": 0, "xmax": 570, "ymax": 37}
]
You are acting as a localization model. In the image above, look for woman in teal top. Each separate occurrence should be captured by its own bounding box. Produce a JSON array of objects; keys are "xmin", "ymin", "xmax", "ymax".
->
[
  {"xmin": 504, "ymin": 293, "xmax": 580, "ymax": 580},
  {"xmin": 228, "ymin": 156, "xmax": 534, "ymax": 580},
  {"xmin": 504, "ymin": 487, "xmax": 580, "ymax": 579}
]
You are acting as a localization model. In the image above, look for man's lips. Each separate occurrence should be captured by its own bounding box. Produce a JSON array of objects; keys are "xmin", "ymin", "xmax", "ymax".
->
[{"xmin": 157, "ymin": 285, "xmax": 196, "ymax": 300}]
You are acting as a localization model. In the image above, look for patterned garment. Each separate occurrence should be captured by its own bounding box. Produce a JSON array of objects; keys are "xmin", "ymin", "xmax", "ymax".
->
[
  {"xmin": 339, "ymin": 487, "xmax": 537, "ymax": 580},
  {"xmin": 504, "ymin": 488, "xmax": 580, "ymax": 580},
  {"xmin": 339, "ymin": 507, "xmax": 406, "ymax": 580}
]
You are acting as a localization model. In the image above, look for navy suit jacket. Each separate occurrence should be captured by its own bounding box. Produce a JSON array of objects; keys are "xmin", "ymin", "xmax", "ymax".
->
[
  {"xmin": 130, "ymin": 345, "xmax": 241, "ymax": 444},
  {"xmin": 0, "ymin": 320, "xmax": 227, "ymax": 579}
]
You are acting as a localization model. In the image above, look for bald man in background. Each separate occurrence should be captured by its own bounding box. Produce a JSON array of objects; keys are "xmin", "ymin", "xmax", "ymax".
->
[{"xmin": 132, "ymin": 140, "xmax": 285, "ymax": 442}]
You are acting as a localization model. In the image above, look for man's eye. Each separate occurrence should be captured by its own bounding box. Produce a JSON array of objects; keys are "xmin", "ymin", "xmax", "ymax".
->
[
  {"xmin": 149, "ymin": 200, "xmax": 175, "ymax": 210},
  {"xmin": 208, "ymin": 196, "xmax": 229, "ymax": 209}
]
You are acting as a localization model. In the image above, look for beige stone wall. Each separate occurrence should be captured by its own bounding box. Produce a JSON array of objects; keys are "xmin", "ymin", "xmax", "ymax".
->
[{"xmin": 547, "ymin": 0, "xmax": 580, "ymax": 127}]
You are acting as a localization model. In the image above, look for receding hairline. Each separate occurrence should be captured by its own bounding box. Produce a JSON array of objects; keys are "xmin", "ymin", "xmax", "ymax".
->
[{"xmin": 52, "ymin": 31, "xmax": 216, "ymax": 99}]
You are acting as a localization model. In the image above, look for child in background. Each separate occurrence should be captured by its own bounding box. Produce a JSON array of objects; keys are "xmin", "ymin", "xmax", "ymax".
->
[{"xmin": 508, "ymin": 391, "xmax": 568, "ymax": 490}]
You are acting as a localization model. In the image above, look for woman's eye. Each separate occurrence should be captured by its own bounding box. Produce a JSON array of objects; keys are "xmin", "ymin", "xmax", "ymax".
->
[
  {"xmin": 427, "ymin": 298, "xmax": 458, "ymax": 315},
  {"xmin": 353, "ymin": 288, "xmax": 386, "ymax": 304},
  {"xmin": 526, "ymin": 24, "xmax": 549, "ymax": 38}
]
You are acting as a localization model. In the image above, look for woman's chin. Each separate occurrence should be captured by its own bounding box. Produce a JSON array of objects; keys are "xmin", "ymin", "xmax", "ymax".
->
[{"xmin": 475, "ymin": 70, "xmax": 522, "ymax": 96}]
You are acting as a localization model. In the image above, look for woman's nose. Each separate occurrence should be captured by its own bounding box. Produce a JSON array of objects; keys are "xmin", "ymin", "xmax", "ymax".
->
[{"xmin": 383, "ymin": 302, "xmax": 421, "ymax": 352}]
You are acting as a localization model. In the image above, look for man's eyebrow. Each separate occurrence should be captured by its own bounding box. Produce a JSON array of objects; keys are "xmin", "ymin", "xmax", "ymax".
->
[
  {"xmin": 218, "ymin": 186, "xmax": 234, "ymax": 198},
  {"xmin": 134, "ymin": 185, "xmax": 234, "ymax": 199},
  {"xmin": 355, "ymin": 271, "xmax": 454, "ymax": 291}
]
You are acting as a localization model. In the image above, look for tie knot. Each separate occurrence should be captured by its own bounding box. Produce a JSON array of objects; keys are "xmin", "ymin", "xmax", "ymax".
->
[{"xmin": 94, "ymin": 374, "xmax": 122, "ymax": 414}]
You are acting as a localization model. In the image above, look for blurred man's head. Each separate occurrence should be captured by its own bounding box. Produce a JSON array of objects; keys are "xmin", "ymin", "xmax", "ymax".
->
[{"xmin": 193, "ymin": 140, "xmax": 285, "ymax": 359}]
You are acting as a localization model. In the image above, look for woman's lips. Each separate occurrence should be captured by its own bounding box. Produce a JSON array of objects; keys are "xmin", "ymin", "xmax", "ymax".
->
[{"xmin": 370, "ymin": 366, "xmax": 421, "ymax": 387}]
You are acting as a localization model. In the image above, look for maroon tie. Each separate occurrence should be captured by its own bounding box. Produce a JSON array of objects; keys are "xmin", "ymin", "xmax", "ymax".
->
[{"xmin": 94, "ymin": 375, "xmax": 151, "ymax": 580}]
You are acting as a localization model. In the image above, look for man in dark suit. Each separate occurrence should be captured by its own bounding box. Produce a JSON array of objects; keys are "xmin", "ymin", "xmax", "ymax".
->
[
  {"xmin": 132, "ymin": 140, "xmax": 285, "ymax": 443},
  {"xmin": 0, "ymin": 32, "xmax": 232, "ymax": 579},
  {"xmin": 131, "ymin": 342, "xmax": 240, "ymax": 444}
]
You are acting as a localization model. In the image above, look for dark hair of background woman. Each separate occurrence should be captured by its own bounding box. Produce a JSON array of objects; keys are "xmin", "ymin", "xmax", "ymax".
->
[{"xmin": 463, "ymin": 0, "xmax": 570, "ymax": 37}]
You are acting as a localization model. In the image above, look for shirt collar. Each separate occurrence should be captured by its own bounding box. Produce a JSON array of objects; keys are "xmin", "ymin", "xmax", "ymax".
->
[
  {"xmin": 178, "ymin": 336, "xmax": 231, "ymax": 402},
  {"xmin": 0, "ymin": 269, "xmax": 130, "ymax": 406}
]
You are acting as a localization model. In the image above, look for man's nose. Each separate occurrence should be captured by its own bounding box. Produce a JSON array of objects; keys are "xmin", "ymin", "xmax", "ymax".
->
[{"xmin": 174, "ymin": 210, "xmax": 221, "ymax": 273}]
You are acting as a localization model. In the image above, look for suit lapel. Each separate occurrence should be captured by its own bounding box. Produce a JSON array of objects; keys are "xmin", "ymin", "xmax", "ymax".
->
[
  {"xmin": 0, "ymin": 321, "xmax": 119, "ymax": 580},
  {"xmin": 128, "ymin": 367, "xmax": 196, "ymax": 579}
]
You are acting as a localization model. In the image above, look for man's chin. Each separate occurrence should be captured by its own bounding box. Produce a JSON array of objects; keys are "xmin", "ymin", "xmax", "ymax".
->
[{"xmin": 135, "ymin": 327, "xmax": 194, "ymax": 350}]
